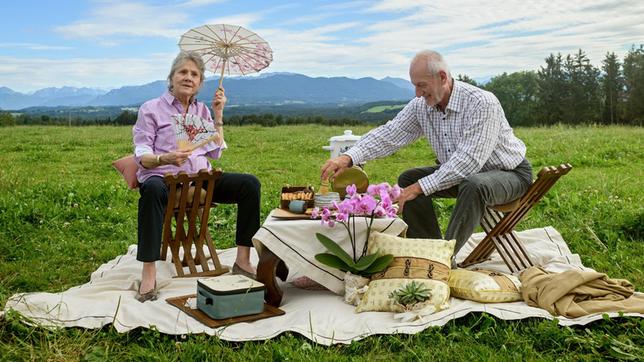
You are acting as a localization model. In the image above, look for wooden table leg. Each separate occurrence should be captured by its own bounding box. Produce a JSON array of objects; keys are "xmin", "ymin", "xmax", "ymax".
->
[{"xmin": 257, "ymin": 246, "xmax": 289, "ymax": 307}]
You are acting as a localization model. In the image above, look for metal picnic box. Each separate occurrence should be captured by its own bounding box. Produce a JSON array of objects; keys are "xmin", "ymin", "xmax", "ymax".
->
[{"xmin": 197, "ymin": 275, "xmax": 265, "ymax": 319}]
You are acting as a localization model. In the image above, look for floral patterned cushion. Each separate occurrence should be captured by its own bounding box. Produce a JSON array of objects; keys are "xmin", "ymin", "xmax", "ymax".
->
[
  {"xmin": 448, "ymin": 269, "xmax": 522, "ymax": 303},
  {"xmin": 355, "ymin": 232, "xmax": 455, "ymax": 313}
]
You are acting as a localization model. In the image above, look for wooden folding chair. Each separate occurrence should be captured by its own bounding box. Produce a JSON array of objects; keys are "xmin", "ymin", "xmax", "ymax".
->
[
  {"xmin": 160, "ymin": 169, "xmax": 229, "ymax": 278},
  {"xmin": 459, "ymin": 164, "xmax": 572, "ymax": 273}
]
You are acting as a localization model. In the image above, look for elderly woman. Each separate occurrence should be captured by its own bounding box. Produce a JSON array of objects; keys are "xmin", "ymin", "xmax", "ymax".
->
[{"xmin": 132, "ymin": 51, "xmax": 260, "ymax": 302}]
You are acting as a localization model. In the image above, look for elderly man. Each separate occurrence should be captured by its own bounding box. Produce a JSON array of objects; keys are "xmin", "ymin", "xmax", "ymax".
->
[{"xmin": 321, "ymin": 50, "xmax": 532, "ymax": 259}]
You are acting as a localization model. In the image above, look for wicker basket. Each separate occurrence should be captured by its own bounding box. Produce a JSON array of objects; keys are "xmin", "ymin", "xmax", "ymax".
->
[{"xmin": 280, "ymin": 186, "xmax": 315, "ymax": 210}]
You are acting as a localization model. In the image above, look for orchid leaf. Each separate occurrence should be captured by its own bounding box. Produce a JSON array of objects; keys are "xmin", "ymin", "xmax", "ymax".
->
[
  {"xmin": 315, "ymin": 233, "xmax": 354, "ymax": 267},
  {"xmin": 362, "ymin": 254, "xmax": 394, "ymax": 274},
  {"xmin": 314, "ymin": 253, "xmax": 358, "ymax": 273},
  {"xmin": 353, "ymin": 253, "xmax": 379, "ymax": 271}
]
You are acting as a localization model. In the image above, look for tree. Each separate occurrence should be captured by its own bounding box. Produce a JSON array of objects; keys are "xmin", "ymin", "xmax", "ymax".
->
[
  {"xmin": 485, "ymin": 71, "xmax": 539, "ymax": 126},
  {"xmin": 537, "ymin": 53, "xmax": 566, "ymax": 124},
  {"xmin": 562, "ymin": 49, "xmax": 600, "ymax": 124},
  {"xmin": 601, "ymin": 52, "xmax": 623, "ymax": 124},
  {"xmin": 0, "ymin": 112, "xmax": 15, "ymax": 127},
  {"xmin": 538, "ymin": 50, "xmax": 602, "ymax": 125},
  {"xmin": 623, "ymin": 45, "xmax": 644, "ymax": 124},
  {"xmin": 456, "ymin": 74, "xmax": 478, "ymax": 87},
  {"xmin": 114, "ymin": 110, "xmax": 137, "ymax": 125}
]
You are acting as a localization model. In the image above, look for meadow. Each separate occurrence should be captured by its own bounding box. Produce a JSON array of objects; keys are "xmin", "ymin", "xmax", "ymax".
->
[{"xmin": 0, "ymin": 124, "xmax": 642, "ymax": 360}]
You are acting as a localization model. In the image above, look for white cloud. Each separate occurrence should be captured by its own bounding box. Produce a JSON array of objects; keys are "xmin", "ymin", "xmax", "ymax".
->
[
  {"xmin": 204, "ymin": 12, "xmax": 264, "ymax": 28},
  {"xmin": 274, "ymin": 12, "xmax": 336, "ymax": 27},
  {"xmin": 204, "ymin": 4, "xmax": 298, "ymax": 28},
  {"xmin": 339, "ymin": 0, "xmax": 644, "ymax": 78},
  {"xmin": 0, "ymin": 43, "xmax": 73, "ymax": 50},
  {"xmin": 55, "ymin": 2, "xmax": 189, "ymax": 40},
  {"xmin": 5, "ymin": 0, "xmax": 644, "ymax": 90},
  {"xmin": 318, "ymin": 1, "xmax": 373, "ymax": 11},
  {"xmin": 253, "ymin": 21, "xmax": 373, "ymax": 76},
  {"xmin": 368, "ymin": 0, "xmax": 425, "ymax": 12},
  {"xmin": 181, "ymin": 0, "xmax": 228, "ymax": 7},
  {"xmin": 0, "ymin": 55, "xmax": 176, "ymax": 93}
]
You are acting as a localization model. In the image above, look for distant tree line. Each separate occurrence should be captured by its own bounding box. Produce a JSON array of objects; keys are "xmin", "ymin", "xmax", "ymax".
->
[
  {"xmin": 224, "ymin": 114, "xmax": 364, "ymax": 127},
  {"xmin": 459, "ymin": 45, "xmax": 644, "ymax": 126},
  {"xmin": 0, "ymin": 112, "xmax": 16, "ymax": 127},
  {"xmin": 8, "ymin": 110, "xmax": 366, "ymax": 127},
  {"xmin": 4, "ymin": 45, "xmax": 643, "ymax": 127}
]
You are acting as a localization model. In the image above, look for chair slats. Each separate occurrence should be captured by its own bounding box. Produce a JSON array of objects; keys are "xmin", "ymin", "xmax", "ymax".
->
[
  {"xmin": 459, "ymin": 163, "xmax": 572, "ymax": 272},
  {"xmin": 160, "ymin": 169, "xmax": 229, "ymax": 278}
]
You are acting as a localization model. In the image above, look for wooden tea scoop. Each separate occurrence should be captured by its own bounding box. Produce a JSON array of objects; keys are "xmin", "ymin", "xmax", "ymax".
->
[{"xmin": 319, "ymin": 179, "xmax": 330, "ymax": 195}]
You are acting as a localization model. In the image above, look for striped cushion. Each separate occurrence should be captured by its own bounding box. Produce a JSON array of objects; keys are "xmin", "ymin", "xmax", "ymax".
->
[{"xmin": 355, "ymin": 232, "xmax": 455, "ymax": 313}]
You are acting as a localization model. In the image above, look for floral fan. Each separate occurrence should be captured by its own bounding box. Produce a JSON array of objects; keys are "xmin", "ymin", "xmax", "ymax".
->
[{"xmin": 172, "ymin": 113, "xmax": 221, "ymax": 151}]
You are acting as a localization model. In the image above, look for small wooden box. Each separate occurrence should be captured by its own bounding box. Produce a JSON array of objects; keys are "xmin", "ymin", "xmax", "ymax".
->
[{"xmin": 280, "ymin": 186, "xmax": 315, "ymax": 210}]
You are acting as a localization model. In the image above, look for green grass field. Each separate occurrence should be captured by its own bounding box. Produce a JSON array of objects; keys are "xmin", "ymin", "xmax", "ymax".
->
[{"xmin": 0, "ymin": 125, "xmax": 642, "ymax": 360}]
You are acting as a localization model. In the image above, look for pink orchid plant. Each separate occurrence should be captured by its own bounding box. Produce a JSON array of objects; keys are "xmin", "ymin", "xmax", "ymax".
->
[{"xmin": 313, "ymin": 182, "xmax": 402, "ymax": 277}]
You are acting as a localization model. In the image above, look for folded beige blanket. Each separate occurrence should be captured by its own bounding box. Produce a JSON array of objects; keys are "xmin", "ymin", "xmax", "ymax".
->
[{"xmin": 519, "ymin": 267, "xmax": 644, "ymax": 318}]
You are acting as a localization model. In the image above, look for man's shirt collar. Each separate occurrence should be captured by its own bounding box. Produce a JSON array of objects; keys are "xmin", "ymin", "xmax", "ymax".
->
[{"xmin": 443, "ymin": 79, "xmax": 464, "ymax": 114}]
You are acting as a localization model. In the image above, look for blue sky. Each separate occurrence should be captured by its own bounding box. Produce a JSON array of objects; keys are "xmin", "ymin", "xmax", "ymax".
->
[{"xmin": 1, "ymin": 0, "xmax": 643, "ymax": 92}]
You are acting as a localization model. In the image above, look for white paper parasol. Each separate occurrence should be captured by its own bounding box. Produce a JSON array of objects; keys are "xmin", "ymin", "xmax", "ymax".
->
[{"xmin": 178, "ymin": 24, "xmax": 273, "ymax": 89}]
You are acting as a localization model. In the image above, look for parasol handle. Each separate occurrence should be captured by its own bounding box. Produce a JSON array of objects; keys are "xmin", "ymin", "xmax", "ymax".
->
[
  {"xmin": 217, "ymin": 58, "xmax": 227, "ymax": 90},
  {"xmin": 214, "ymin": 58, "xmax": 227, "ymax": 117}
]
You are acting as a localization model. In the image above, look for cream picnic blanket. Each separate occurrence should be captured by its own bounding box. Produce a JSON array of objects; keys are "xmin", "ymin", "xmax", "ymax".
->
[{"xmin": 3, "ymin": 227, "xmax": 642, "ymax": 345}]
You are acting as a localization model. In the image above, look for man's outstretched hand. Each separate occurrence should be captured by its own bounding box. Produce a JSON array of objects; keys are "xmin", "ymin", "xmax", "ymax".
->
[
  {"xmin": 320, "ymin": 155, "xmax": 353, "ymax": 181},
  {"xmin": 396, "ymin": 182, "xmax": 423, "ymax": 214}
]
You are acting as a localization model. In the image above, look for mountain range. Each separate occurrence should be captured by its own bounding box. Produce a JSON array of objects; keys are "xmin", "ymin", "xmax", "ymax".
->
[{"xmin": 0, "ymin": 73, "xmax": 415, "ymax": 110}]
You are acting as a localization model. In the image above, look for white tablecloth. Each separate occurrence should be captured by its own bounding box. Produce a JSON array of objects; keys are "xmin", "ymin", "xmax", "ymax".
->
[{"xmin": 252, "ymin": 210, "xmax": 408, "ymax": 294}]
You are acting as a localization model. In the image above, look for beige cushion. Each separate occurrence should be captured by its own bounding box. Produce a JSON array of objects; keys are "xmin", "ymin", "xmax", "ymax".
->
[
  {"xmin": 112, "ymin": 154, "xmax": 139, "ymax": 189},
  {"xmin": 449, "ymin": 269, "xmax": 522, "ymax": 303},
  {"xmin": 355, "ymin": 232, "xmax": 455, "ymax": 313}
]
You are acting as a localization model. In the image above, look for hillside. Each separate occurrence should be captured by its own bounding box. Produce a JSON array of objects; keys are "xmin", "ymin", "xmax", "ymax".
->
[{"xmin": 0, "ymin": 73, "xmax": 413, "ymax": 110}]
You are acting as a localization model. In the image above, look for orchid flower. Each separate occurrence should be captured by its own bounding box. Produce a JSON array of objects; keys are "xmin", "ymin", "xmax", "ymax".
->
[
  {"xmin": 346, "ymin": 184, "xmax": 357, "ymax": 197},
  {"xmin": 390, "ymin": 184, "xmax": 402, "ymax": 200},
  {"xmin": 314, "ymin": 182, "xmax": 402, "ymax": 263}
]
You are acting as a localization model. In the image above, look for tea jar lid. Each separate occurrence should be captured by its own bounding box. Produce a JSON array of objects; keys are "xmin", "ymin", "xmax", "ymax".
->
[{"xmin": 329, "ymin": 130, "xmax": 361, "ymax": 142}]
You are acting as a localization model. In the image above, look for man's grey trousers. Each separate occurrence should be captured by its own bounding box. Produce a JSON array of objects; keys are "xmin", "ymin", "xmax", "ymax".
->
[{"xmin": 398, "ymin": 159, "xmax": 533, "ymax": 257}]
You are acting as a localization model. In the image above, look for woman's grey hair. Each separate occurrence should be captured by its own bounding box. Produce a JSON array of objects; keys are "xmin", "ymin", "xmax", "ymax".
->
[
  {"xmin": 167, "ymin": 51, "xmax": 206, "ymax": 91},
  {"xmin": 413, "ymin": 50, "xmax": 452, "ymax": 78}
]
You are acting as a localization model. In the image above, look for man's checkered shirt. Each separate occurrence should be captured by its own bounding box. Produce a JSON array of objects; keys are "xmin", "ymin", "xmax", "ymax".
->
[{"xmin": 344, "ymin": 80, "xmax": 527, "ymax": 196}]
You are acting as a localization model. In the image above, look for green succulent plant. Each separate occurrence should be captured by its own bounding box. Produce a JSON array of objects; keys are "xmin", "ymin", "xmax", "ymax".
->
[{"xmin": 389, "ymin": 281, "xmax": 432, "ymax": 306}]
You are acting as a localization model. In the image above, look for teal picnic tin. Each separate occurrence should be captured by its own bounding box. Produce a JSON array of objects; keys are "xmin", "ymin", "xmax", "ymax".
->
[{"xmin": 197, "ymin": 275, "xmax": 265, "ymax": 319}]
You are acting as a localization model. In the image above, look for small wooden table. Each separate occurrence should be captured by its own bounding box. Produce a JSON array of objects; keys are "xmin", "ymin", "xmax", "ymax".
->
[{"xmin": 252, "ymin": 210, "xmax": 407, "ymax": 307}]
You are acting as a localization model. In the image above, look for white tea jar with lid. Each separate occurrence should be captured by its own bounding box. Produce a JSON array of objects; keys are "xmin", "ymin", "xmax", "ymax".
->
[{"xmin": 322, "ymin": 130, "xmax": 362, "ymax": 159}]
